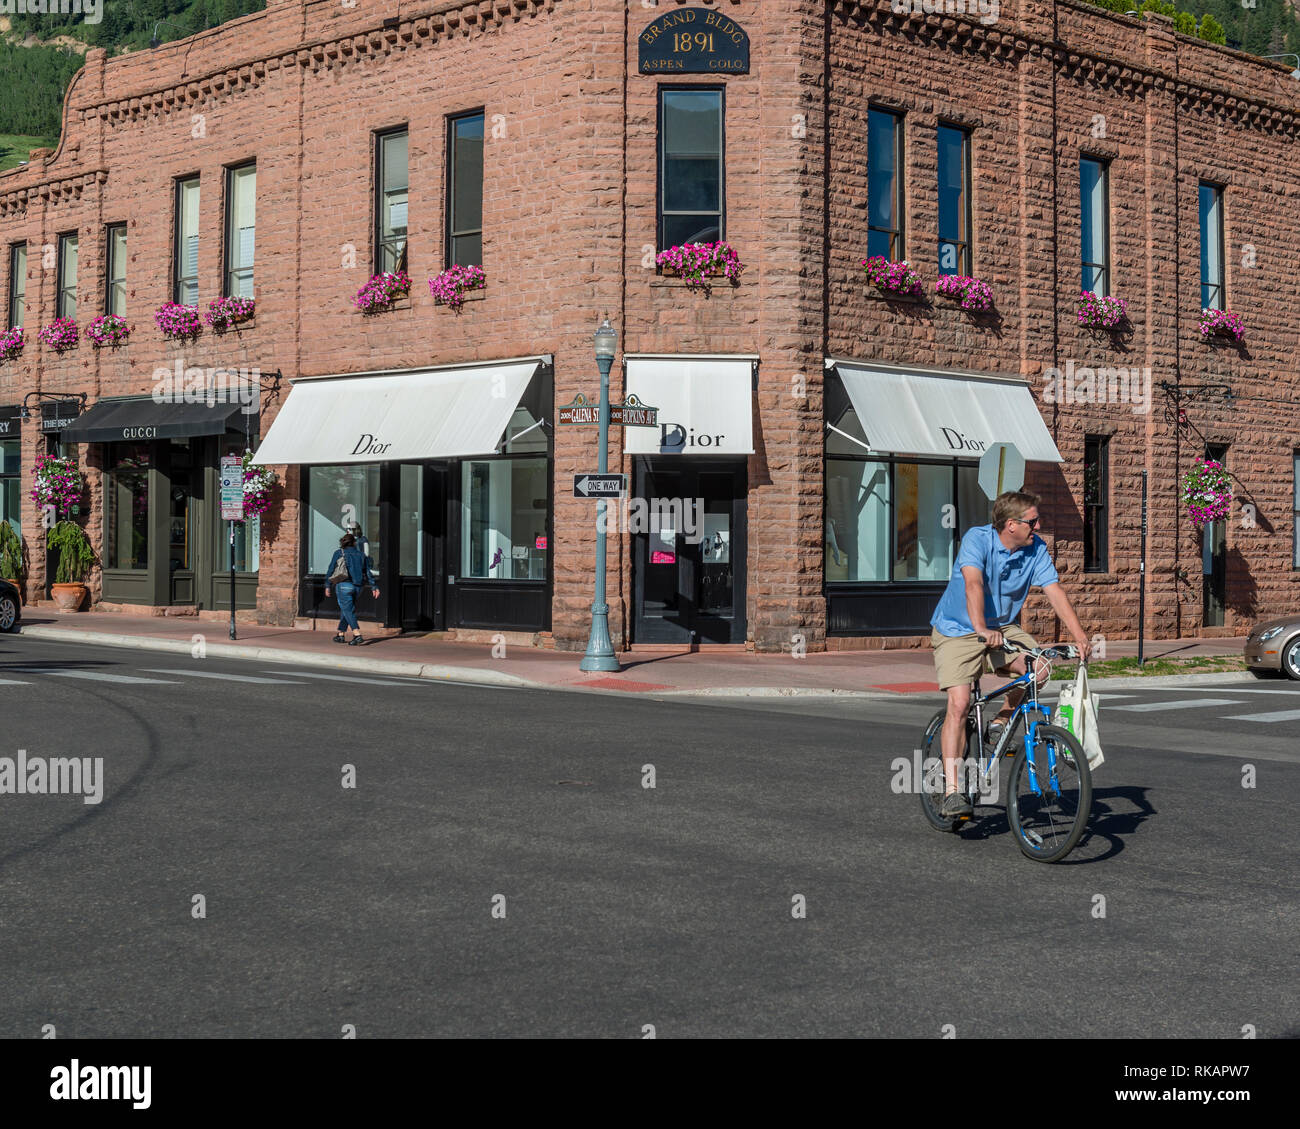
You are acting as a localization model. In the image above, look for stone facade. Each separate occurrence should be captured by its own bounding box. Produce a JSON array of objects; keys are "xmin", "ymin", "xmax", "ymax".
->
[{"xmin": 0, "ymin": 0, "xmax": 1296, "ymax": 650}]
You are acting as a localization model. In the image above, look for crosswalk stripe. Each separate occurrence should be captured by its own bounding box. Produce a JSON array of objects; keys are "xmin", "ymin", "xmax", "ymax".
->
[
  {"xmin": 141, "ymin": 669, "xmax": 305, "ymax": 684},
  {"xmin": 259, "ymin": 670, "xmax": 422, "ymax": 686},
  {"xmin": 1222, "ymin": 709, "xmax": 1300, "ymax": 724},
  {"xmin": 0, "ymin": 678, "xmax": 32, "ymax": 684},
  {"xmin": 22, "ymin": 670, "xmax": 181, "ymax": 685},
  {"xmin": 1109, "ymin": 698, "xmax": 1244, "ymax": 713}
]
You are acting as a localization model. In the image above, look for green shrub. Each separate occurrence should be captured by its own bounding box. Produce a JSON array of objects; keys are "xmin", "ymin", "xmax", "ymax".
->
[
  {"xmin": 0, "ymin": 521, "xmax": 21, "ymax": 581},
  {"xmin": 1198, "ymin": 14, "xmax": 1227, "ymax": 45},
  {"xmin": 47, "ymin": 521, "xmax": 94, "ymax": 584}
]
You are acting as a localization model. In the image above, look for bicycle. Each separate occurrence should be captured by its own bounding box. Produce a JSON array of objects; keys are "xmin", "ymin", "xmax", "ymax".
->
[{"xmin": 919, "ymin": 637, "xmax": 1092, "ymax": 863}]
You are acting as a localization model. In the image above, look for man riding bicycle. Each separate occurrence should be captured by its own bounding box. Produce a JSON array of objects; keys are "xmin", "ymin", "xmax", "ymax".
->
[{"xmin": 929, "ymin": 491, "xmax": 1093, "ymax": 818}]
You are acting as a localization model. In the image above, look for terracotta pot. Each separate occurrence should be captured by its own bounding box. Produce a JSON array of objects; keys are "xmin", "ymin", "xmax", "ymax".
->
[{"xmin": 50, "ymin": 583, "xmax": 87, "ymax": 612}]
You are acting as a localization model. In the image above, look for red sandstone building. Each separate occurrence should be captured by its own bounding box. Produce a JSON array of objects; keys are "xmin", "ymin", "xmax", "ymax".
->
[{"xmin": 0, "ymin": 0, "xmax": 1297, "ymax": 652}]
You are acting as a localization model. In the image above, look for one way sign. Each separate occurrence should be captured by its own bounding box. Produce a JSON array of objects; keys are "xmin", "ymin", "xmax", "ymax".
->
[{"xmin": 573, "ymin": 473, "xmax": 626, "ymax": 498}]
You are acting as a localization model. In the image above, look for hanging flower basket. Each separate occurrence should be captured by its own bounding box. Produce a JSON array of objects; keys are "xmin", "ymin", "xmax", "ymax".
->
[
  {"xmin": 30, "ymin": 453, "xmax": 85, "ymax": 521},
  {"xmin": 1199, "ymin": 307, "xmax": 1245, "ymax": 343},
  {"xmin": 1077, "ymin": 291, "xmax": 1130, "ymax": 330},
  {"xmin": 155, "ymin": 302, "xmax": 203, "ymax": 341},
  {"xmin": 355, "ymin": 271, "xmax": 411, "ymax": 314},
  {"xmin": 84, "ymin": 313, "xmax": 132, "ymax": 348},
  {"xmin": 38, "ymin": 317, "xmax": 79, "ymax": 352},
  {"xmin": 934, "ymin": 274, "xmax": 994, "ymax": 313},
  {"xmin": 656, "ymin": 242, "xmax": 745, "ymax": 291},
  {"xmin": 0, "ymin": 326, "xmax": 23, "ymax": 363},
  {"xmin": 207, "ymin": 296, "xmax": 256, "ymax": 333},
  {"xmin": 241, "ymin": 451, "xmax": 278, "ymax": 519},
  {"xmin": 429, "ymin": 265, "xmax": 486, "ymax": 312},
  {"xmin": 861, "ymin": 256, "xmax": 925, "ymax": 300},
  {"xmin": 1180, "ymin": 457, "xmax": 1233, "ymax": 529}
]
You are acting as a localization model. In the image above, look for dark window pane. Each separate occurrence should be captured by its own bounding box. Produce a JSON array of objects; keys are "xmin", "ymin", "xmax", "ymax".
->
[
  {"xmin": 868, "ymin": 109, "xmax": 899, "ymax": 234},
  {"xmin": 662, "ymin": 215, "xmax": 720, "ymax": 247},
  {"xmin": 451, "ymin": 114, "xmax": 484, "ymax": 242},
  {"xmin": 867, "ymin": 227, "xmax": 894, "ymax": 260},
  {"xmin": 937, "ymin": 124, "xmax": 965, "ymax": 246},
  {"xmin": 452, "ymin": 232, "xmax": 482, "ymax": 268},
  {"xmin": 662, "ymin": 91, "xmax": 721, "ymax": 158},
  {"xmin": 663, "ymin": 157, "xmax": 721, "ymax": 213}
]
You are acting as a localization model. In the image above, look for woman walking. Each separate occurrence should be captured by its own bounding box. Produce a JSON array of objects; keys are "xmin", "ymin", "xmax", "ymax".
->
[{"xmin": 324, "ymin": 533, "xmax": 379, "ymax": 645}]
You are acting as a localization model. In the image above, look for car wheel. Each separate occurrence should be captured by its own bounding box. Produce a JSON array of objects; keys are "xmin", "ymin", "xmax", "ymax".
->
[
  {"xmin": 1282, "ymin": 638, "xmax": 1300, "ymax": 682},
  {"xmin": 0, "ymin": 592, "xmax": 17, "ymax": 633}
]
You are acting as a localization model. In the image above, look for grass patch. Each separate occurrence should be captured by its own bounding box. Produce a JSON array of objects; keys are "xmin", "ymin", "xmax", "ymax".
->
[
  {"xmin": 0, "ymin": 134, "xmax": 59, "ymax": 173},
  {"xmin": 1049, "ymin": 653, "xmax": 1247, "ymax": 680}
]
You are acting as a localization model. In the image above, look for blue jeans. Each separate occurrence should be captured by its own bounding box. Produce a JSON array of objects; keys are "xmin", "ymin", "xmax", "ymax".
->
[{"xmin": 335, "ymin": 582, "xmax": 360, "ymax": 632}]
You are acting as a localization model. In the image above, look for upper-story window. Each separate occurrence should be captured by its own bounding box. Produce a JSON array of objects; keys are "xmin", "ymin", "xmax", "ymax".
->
[
  {"xmin": 868, "ymin": 107, "xmax": 904, "ymax": 260},
  {"xmin": 937, "ymin": 123, "xmax": 970, "ymax": 276},
  {"xmin": 106, "ymin": 224, "xmax": 127, "ymax": 316},
  {"xmin": 6, "ymin": 244, "xmax": 24, "ymax": 328},
  {"xmin": 659, "ymin": 87, "xmax": 723, "ymax": 248},
  {"xmin": 1199, "ymin": 181, "xmax": 1224, "ymax": 311},
  {"xmin": 225, "ymin": 163, "xmax": 256, "ymax": 298},
  {"xmin": 376, "ymin": 128, "xmax": 408, "ymax": 274},
  {"xmin": 174, "ymin": 176, "xmax": 200, "ymax": 305},
  {"xmin": 447, "ymin": 112, "xmax": 484, "ymax": 268},
  {"xmin": 1080, "ymin": 157, "xmax": 1109, "ymax": 295},
  {"xmin": 57, "ymin": 233, "xmax": 78, "ymax": 319},
  {"xmin": 1084, "ymin": 435, "xmax": 1110, "ymax": 572}
]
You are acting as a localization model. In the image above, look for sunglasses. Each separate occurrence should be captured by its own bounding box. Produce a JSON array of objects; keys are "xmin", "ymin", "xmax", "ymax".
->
[{"xmin": 1009, "ymin": 515, "xmax": 1042, "ymax": 528}]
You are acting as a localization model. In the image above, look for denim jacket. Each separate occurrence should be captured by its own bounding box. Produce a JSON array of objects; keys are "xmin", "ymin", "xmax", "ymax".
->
[{"xmin": 326, "ymin": 546, "xmax": 375, "ymax": 587}]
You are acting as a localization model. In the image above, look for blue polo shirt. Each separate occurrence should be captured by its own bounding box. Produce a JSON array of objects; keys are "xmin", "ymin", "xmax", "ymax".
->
[{"xmin": 930, "ymin": 525, "xmax": 1059, "ymax": 637}]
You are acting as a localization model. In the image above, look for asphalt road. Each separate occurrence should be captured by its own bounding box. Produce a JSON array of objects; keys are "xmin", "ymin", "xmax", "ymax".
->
[{"xmin": 0, "ymin": 635, "xmax": 1296, "ymax": 1038}]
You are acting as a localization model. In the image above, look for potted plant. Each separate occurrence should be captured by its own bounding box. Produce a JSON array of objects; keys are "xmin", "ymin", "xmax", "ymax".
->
[
  {"xmin": 355, "ymin": 271, "xmax": 411, "ymax": 314},
  {"xmin": 1198, "ymin": 307, "xmax": 1245, "ymax": 344},
  {"xmin": 429, "ymin": 265, "xmax": 486, "ymax": 311},
  {"xmin": 155, "ymin": 302, "xmax": 203, "ymax": 341},
  {"xmin": 1077, "ymin": 291, "xmax": 1130, "ymax": 331},
  {"xmin": 861, "ymin": 255, "xmax": 925, "ymax": 300},
  {"xmin": 1180, "ymin": 457, "xmax": 1233, "ymax": 529},
  {"xmin": 47, "ymin": 520, "xmax": 94, "ymax": 611},
  {"xmin": 207, "ymin": 295, "xmax": 256, "ymax": 332},
  {"xmin": 0, "ymin": 325, "xmax": 24, "ymax": 363},
  {"xmin": 38, "ymin": 317, "xmax": 79, "ymax": 352},
  {"xmin": 934, "ymin": 274, "xmax": 995, "ymax": 312},
  {"xmin": 656, "ymin": 242, "xmax": 745, "ymax": 291},
  {"xmin": 84, "ymin": 313, "xmax": 132, "ymax": 347}
]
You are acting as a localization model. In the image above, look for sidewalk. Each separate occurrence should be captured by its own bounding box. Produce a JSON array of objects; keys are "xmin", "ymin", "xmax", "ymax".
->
[{"xmin": 12, "ymin": 609, "xmax": 1251, "ymax": 698}]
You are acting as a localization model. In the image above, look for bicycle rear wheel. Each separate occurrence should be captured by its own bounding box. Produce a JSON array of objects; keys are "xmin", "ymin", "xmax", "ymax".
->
[
  {"xmin": 1006, "ymin": 724, "xmax": 1092, "ymax": 862},
  {"xmin": 918, "ymin": 709, "xmax": 976, "ymax": 833}
]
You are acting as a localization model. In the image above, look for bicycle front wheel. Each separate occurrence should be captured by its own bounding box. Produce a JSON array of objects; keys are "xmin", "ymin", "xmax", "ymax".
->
[{"xmin": 1006, "ymin": 724, "xmax": 1092, "ymax": 862}]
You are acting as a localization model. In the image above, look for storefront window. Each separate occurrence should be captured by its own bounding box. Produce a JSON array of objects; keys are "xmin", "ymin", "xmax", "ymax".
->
[
  {"xmin": 306, "ymin": 464, "xmax": 381, "ymax": 574},
  {"xmin": 398, "ymin": 464, "xmax": 422, "ymax": 576},
  {"xmin": 105, "ymin": 442, "xmax": 151, "ymax": 570},
  {"xmin": 462, "ymin": 458, "xmax": 547, "ymax": 580},
  {"xmin": 1, "ymin": 439, "xmax": 20, "ymax": 541},
  {"xmin": 825, "ymin": 408, "xmax": 987, "ymax": 585}
]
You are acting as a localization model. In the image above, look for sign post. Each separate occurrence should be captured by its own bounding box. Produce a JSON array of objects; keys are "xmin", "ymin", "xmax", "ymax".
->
[
  {"xmin": 220, "ymin": 456, "xmax": 244, "ymax": 641},
  {"xmin": 1138, "ymin": 469, "xmax": 1148, "ymax": 668}
]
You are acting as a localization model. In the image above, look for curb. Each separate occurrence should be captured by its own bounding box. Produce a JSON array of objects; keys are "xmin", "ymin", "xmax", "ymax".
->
[{"xmin": 17, "ymin": 626, "xmax": 536, "ymax": 689}]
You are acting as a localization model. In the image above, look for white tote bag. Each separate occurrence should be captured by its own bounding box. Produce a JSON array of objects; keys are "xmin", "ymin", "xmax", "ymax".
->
[{"xmin": 1054, "ymin": 664, "xmax": 1105, "ymax": 771}]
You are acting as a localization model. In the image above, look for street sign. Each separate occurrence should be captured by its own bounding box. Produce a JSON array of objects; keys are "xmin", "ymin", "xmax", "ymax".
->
[
  {"xmin": 573, "ymin": 473, "xmax": 626, "ymax": 499},
  {"xmin": 558, "ymin": 393, "xmax": 659, "ymax": 427},
  {"xmin": 220, "ymin": 455, "xmax": 245, "ymax": 520},
  {"xmin": 978, "ymin": 442, "xmax": 1026, "ymax": 501}
]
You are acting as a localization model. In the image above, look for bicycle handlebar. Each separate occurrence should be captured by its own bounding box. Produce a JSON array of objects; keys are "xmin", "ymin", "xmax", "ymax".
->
[{"xmin": 976, "ymin": 635, "xmax": 1079, "ymax": 661}]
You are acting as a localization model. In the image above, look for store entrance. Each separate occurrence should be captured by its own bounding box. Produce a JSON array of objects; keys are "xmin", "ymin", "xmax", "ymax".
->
[{"xmin": 631, "ymin": 459, "xmax": 747, "ymax": 645}]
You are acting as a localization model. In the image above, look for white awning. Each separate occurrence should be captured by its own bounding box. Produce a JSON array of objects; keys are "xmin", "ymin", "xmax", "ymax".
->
[
  {"xmin": 252, "ymin": 359, "xmax": 542, "ymax": 465},
  {"xmin": 828, "ymin": 359, "xmax": 1063, "ymax": 462},
  {"xmin": 623, "ymin": 355, "xmax": 755, "ymax": 456}
]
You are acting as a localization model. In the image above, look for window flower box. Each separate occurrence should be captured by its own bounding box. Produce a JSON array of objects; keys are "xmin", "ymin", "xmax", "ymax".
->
[
  {"xmin": 84, "ymin": 313, "xmax": 132, "ymax": 348},
  {"xmin": 934, "ymin": 274, "xmax": 994, "ymax": 313},
  {"xmin": 155, "ymin": 302, "xmax": 203, "ymax": 341},
  {"xmin": 656, "ymin": 242, "xmax": 745, "ymax": 292},
  {"xmin": 1180, "ymin": 457, "xmax": 1232, "ymax": 529},
  {"xmin": 429, "ymin": 265, "xmax": 486, "ymax": 312},
  {"xmin": 862, "ymin": 256, "xmax": 925, "ymax": 300},
  {"xmin": 1077, "ymin": 291, "xmax": 1129, "ymax": 331},
  {"xmin": 207, "ymin": 296, "xmax": 256, "ymax": 333},
  {"xmin": 355, "ymin": 270, "xmax": 411, "ymax": 314},
  {"xmin": 0, "ymin": 326, "xmax": 23, "ymax": 363},
  {"xmin": 38, "ymin": 317, "xmax": 79, "ymax": 352},
  {"xmin": 1198, "ymin": 307, "xmax": 1244, "ymax": 344}
]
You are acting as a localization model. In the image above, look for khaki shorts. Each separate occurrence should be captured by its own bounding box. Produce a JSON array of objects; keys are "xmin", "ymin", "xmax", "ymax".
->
[{"xmin": 930, "ymin": 625, "xmax": 1039, "ymax": 691}]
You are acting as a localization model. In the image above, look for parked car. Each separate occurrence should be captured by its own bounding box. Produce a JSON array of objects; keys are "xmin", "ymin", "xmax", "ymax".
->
[
  {"xmin": 1243, "ymin": 615, "xmax": 1300, "ymax": 680},
  {"xmin": 0, "ymin": 578, "xmax": 20, "ymax": 633}
]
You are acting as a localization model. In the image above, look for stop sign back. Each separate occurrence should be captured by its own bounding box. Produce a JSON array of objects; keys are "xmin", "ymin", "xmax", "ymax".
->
[{"xmin": 978, "ymin": 443, "xmax": 1026, "ymax": 501}]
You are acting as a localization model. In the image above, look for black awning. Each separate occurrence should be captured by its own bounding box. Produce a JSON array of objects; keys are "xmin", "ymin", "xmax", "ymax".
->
[{"xmin": 59, "ymin": 399, "xmax": 249, "ymax": 443}]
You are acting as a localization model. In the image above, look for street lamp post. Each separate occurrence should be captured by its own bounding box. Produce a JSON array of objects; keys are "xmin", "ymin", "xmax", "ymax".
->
[{"xmin": 579, "ymin": 318, "xmax": 620, "ymax": 673}]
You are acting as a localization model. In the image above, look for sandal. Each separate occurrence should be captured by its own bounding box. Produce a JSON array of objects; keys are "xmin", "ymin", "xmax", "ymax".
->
[
  {"xmin": 348, "ymin": 634, "xmax": 365, "ymax": 646},
  {"xmin": 332, "ymin": 633, "xmax": 347, "ymax": 644}
]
